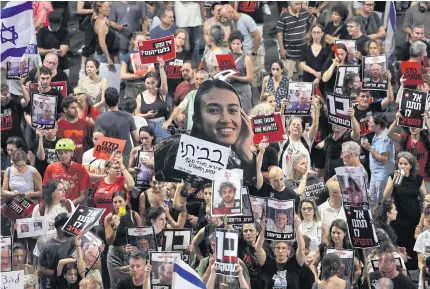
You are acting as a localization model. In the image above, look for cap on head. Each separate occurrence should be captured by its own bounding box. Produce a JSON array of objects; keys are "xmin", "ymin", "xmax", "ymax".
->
[{"xmin": 48, "ymin": 10, "xmax": 63, "ymax": 32}]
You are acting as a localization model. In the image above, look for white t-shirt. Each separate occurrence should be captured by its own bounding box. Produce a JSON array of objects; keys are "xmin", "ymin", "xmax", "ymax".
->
[
  {"xmin": 174, "ymin": 2, "xmax": 202, "ymax": 27},
  {"xmin": 414, "ymin": 229, "xmax": 430, "ymax": 257},
  {"xmin": 82, "ymin": 148, "xmax": 106, "ymax": 175},
  {"xmin": 318, "ymin": 199, "xmax": 347, "ymax": 232},
  {"xmin": 279, "ymin": 134, "xmax": 312, "ymax": 179}
]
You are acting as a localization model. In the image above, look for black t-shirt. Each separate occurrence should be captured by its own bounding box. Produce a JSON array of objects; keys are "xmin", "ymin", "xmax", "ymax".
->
[
  {"xmin": 165, "ymin": 49, "xmax": 192, "ymax": 94},
  {"xmin": 262, "ymin": 255, "xmax": 315, "ymax": 289},
  {"xmin": 300, "ymin": 44, "xmax": 331, "ymax": 82},
  {"xmin": 238, "ymin": 240, "xmax": 265, "ymax": 289},
  {"xmin": 323, "ymin": 130, "xmax": 353, "ymax": 181},
  {"xmin": 398, "ymin": 40, "xmax": 430, "ymax": 62},
  {"xmin": 25, "ymin": 88, "xmax": 64, "ymax": 120},
  {"xmin": 31, "ymin": 136, "xmax": 59, "ymax": 178},
  {"xmin": 1, "ymin": 98, "xmax": 24, "ymax": 151},
  {"xmin": 361, "ymin": 271, "xmax": 416, "ymax": 289},
  {"xmin": 324, "ymin": 21, "xmax": 348, "ymax": 40},
  {"xmin": 345, "ymin": 34, "xmax": 371, "ymax": 56},
  {"xmin": 261, "ymin": 146, "xmax": 279, "ymax": 172},
  {"xmin": 255, "ymin": 181, "xmax": 297, "ymax": 201},
  {"xmin": 37, "ymin": 26, "xmax": 71, "ymax": 70},
  {"xmin": 55, "ymin": 274, "xmax": 81, "ymax": 289},
  {"xmin": 118, "ymin": 277, "xmax": 144, "ymax": 289},
  {"xmin": 26, "ymin": 68, "xmax": 73, "ymax": 97},
  {"xmin": 391, "ymin": 173, "xmax": 423, "ymax": 221}
]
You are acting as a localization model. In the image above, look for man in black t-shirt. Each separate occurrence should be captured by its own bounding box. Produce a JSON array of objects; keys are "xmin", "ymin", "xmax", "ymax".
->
[
  {"xmin": 345, "ymin": 16, "xmax": 371, "ymax": 57},
  {"xmin": 254, "ymin": 166, "xmax": 297, "ymax": 201},
  {"xmin": 117, "ymin": 251, "xmax": 151, "ymax": 289},
  {"xmin": 397, "ymin": 24, "xmax": 430, "ymax": 62},
  {"xmin": 30, "ymin": 126, "xmax": 59, "ymax": 178}
]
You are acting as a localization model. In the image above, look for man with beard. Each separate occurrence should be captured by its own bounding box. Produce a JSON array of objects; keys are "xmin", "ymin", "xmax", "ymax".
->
[
  {"xmin": 369, "ymin": 63, "xmax": 384, "ymax": 83},
  {"xmin": 215, "ymin": 181, "xmax": 241, "ymax": 211},
  {"xmin": 266, "ymin": 210, "xmax": 293, "ymax": 233},
  {"xmin": 173, "ymin": 61, "xmax": 197, "ymax": 107},
  {"xmin": 117, "ymin": 251, "xmax": 152, "ymax": 289}
]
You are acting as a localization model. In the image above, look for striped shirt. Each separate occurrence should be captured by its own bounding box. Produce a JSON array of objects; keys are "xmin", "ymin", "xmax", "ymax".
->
[{"xmin": 277, "ymin": 8, "xmax": 313, "ymax": 60}]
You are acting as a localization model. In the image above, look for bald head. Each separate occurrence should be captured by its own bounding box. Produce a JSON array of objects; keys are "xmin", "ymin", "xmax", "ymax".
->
[
  {"xmin": 268, "ymin": 166, "xmax": 285, "ymax": 192},
  {"xmin": 220, "ymin": 4, "xmax": 235, "ymax": 21},
  {"xmin": 326, "ymin": 179, "xmax": 342, "ymax": 200}
]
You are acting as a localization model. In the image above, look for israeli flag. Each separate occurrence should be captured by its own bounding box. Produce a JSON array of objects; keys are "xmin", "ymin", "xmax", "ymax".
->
[
  {"xmin": 0, "ymin": 1, "xmax": 38, "ymax": 63},
  {"xmin": 172, "ymin": 258, "xmax": 207, "ymax": 289},
  {"xmin": 383, "ymin": 1, "xmax": 396, "ymax": 65}
]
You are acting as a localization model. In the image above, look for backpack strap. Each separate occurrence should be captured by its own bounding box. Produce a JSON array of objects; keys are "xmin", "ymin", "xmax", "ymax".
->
[{"xmin": 279, "ymin": 137, "xmax": 310, "ymax": 169}]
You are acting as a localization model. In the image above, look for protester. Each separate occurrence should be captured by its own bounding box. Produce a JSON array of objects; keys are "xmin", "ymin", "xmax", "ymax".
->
[
  {"xmin": 373, "ymin": 200, "xmax": 399, "ymax": 245},
  {"xmin": 77, "ymin": 58, "xmax": 107, "ymax": 111},
  {"xmin": 323, "ymin": 3, "xmax": 349, "ymax": 44},
  {"xmin": 297, "ymin": 198, "xmax": 325, "ymax": 251},
  {"xmin": 117, "ymin": 251, "xmax": 151, "ymax": 289},
  {"xmin": 150, "ymin": 6, "xmax": 177, "ymax": 39},
  {"xmin": 312, "ymin": 253, "xmax": 350, "ymax": 289},
  {"xmin": 261, "ymin": 60, "xmax": 289, "ymax": 107},
  {"xmin": 414, "ymin": 205, "xmax": 430, "ymax": 270}
]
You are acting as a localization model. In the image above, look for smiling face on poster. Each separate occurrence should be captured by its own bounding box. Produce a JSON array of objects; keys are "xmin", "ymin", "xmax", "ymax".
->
[
  {"xmin": 211, "ymin": 169, "xmax": 243, "ymax": 216},
  {"xmin": 31, "ymin": 93, "xmax": 57, "ymax": 130}
]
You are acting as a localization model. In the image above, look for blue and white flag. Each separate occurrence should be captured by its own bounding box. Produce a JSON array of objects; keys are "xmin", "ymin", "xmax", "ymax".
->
[
  {"xmin": 1, "ymin": 1, "xmax": 38, "ymax": 63},
  {"xmin": 172, "ymin": 258, "xmax": 206, "ymax": 289},
  {"xmin": 384, "ymin": 1, "xmax": 396, "ymax": 65}
]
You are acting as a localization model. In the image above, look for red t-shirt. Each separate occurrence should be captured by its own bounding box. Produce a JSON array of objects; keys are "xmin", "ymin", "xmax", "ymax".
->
[
  {"xmin": 57, "ymin": 118, "xmax": 91, "ymax": 164},
  {"xmin": 400, "ymin": 133, "xmax": 429, "ymax": 180},
  {"xmin": 174, "ymin": 81, "xmax": 197, "ymax": 106},
  {"xmin": 43, "ymin": 162, "xmax": 91, "ymax": 201},
  {"xmin": 81, "ymin": 105, "xmax": 100, "ymax": 121},
  {"xmin": 94, "ymin": 176, "xmax": 125, "ymax": 223}
]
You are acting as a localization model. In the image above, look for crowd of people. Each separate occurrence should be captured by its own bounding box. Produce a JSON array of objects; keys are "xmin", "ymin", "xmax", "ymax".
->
[{"xmin": 1, "ymin": 1, "xmax": 430, "ymax": 289}]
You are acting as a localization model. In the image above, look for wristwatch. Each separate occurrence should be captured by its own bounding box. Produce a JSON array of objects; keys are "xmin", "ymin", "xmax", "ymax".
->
[{"xmin": 251, "ymin": 52, "xmax": 257, "ymax": 56}]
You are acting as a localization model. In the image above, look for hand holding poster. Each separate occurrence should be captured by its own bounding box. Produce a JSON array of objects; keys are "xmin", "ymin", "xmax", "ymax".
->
[
  {"xmin": 0, "ymin": 236, "xmax": 12, "ymax": 272},
  {"xmin": 68, "ymin": 232, "xmax": 103, "ymax": 274},
  {"xmin": 335, "ymin": 166, "xmax": 369, "ymax": 208},
  {"xmin": 227, "ymin": 187, "xmax": 254, "ymax": 227},
  {"xmin": 216, "ymin": 54, "xmax": 237, "ymax": 71},
  {"xmin": 251, "ymin": 113, "xmax": 285, "ymax": 144},
  {"xmin": 16, "ymin": 217, "xmax": 49, "ymax": 238},
  {"xmin": 130, "ymin": 52, "xmax": 156, "ymax": 76},
  {"xmin": 0, "ymin": 270, "xmax": 24, "ymax": 289},
  {"xmin": 6, "ymin": 59, "xmax": 29, "ymax": 79},
  {"xmin": 62, "ymin": 205, "xmax": 105, "ymax": 236},
  {"xmin": 324, "ymin": 248, "xmax": 355, "ymax": 285},
  {"xmin": 284, "ymin": 82, "xmax": 313, "ymax": 115},
  {"xmin": 30, "ymin": 81, "xmax": 67, "ymax": 98},
  {"xmin": 150, "ymin": 251, "xmax": 182, "ymax": 289},
  {"xmin": 30, "ymin": 93, "xmax": 57, "ymax": 129},
  {"xmin": 265, "ymin": 198, "xmax": 295, "ymax": 241},
  {"xmin": 326, "ymin": 93, "xmax": 352, "ymax": 129},
  {"xmin": 362, "ymin": 55, "xmax": 388, "ymax": 91},
  {"xmin": 334, "ymin": 65, "xmax": 360, "ymax": 95},
  {"xmin": 398, "ymin": 88, "xmax": 427, "ymax": 128},
  {"xmin": 345, "ymin": 206, "xmax": 379, "ymax": 248},
  {"xmin": 138, "ymin": 35, "xmax": 176, "ymax": 65},
  {"xmin": 126, "ymin": 226, "xmax": 157, "ymax": 255},
  {"xmin": 401, "ymin": 61, "xmax": 424, "ymax": 86},
  {"xmin": 215, "ymin": 228, "xmax": 239, "ymax": 277},
  {"xmin": 1, "ymin": 195, "xmax": 36, "ymax": 222},
  {"xmin": 162, "ymin": 229, "xmax": 192, "ymax": 264},
  {"xmin": 135, "ymin": 150, "xmax": 155, "ymax": 188},
  {"xmin": 93, "ymin": 136, "xmax": 126, "ymax": 161},
  {"xmin": 211, "ymin": 169, "xmax": 243, "ymax": 216},
  {"xmin": 172, "ymin": 134, "xmax": 231, "ymax": 181}
]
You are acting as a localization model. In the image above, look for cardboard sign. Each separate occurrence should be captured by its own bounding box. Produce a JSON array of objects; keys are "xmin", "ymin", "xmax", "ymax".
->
[
  {"xmin": 173, "ymin": 134, "xmax": 231, "ymax": 181},
  {"xmin": 284, "ymin": 82, "xmax": 313, "ymax": 115},
  {"xmin": 252, "ymin": 113, "xmax": 285, "ymax": 144},
  {"xmin": 62, "ymin": 205, "xmax": 105, "ymax": 236},
  {"xmin": 150, "ymin": 251, "xmax": 182, "ymax": 289},
  {"xmin": 211, "ymin": 169, "xmax": 243, "ymax": 216},
  {"xmin": 401, "ymin": 61, "xmax": 424, "ymax": 86},
  {"xmin": 398, "ymin": 88, "xmax": 427, "ymax": 128},
  {"xmin": 265, "ymin": 198, "xmax": 295, "ymax": 241},
  {"xmin": 335, "ymin": 166, "xmax": 369, "ymax": 209},
  {"xmin": 1, "ymin": 196, "xmax": 36, "ymax": 223},
  {"xmin": 6, "ymin": 60, "xmax": 29, "ymax": 79},
  {"xmin": 362, "ymin": 55, "xmax": 388, "ymax": 91},
  {"xmin": 0, "ymin": 270, "xmax": 24, "ymax": 289},
  {"xmin": 16, "ymin": 217, "xmax": 50, "ymax": 238},
  {"xmin": 334, "ymin": 65, "xmax": 360, "ymax": 95},
  {"xmin": 0, "ymin": 236, "xmax": 12, "ymax": 272},
  {"xmin": 216, "ymin": 54, "xmax": 237, "ymax": 71},
  {"xmin": 345, "ymin": 206, "xmax": 379, "ymax": 248},
  {"xmin": 68, "ymin": 231, "xmax": 103, "ymax": 274},
  {"xmin": 227, "ymin": 187, "xmax": 254, "ymax": 226},
  {"xmin": 326, "ymin": 93, "xmax": 352, "ymax": 129},
  {"xmin": 130, "ymin": 52, "xmax": 156, "ymax": 76},
  {"xmin": 93, "ymin": 136, "xmax": 126, "ymax": 161},
  {"xmin": 30, "ymin": 93, "xmax": 57, "ymax": 130},
  {"xmin": 162, "ymin": 229, "xmax": 193, "ymax": 264},
  {"xmin": 138, "ymin": 35, "xmax": 176, "ymax": 65},
  {"xmin": 324, "ymin": 248, "xmax": 355, "ymax": 285},
  {"xmin": 30, "ymin": 81, "xmax": 67, "ymax": 98},
  {"xmin": 215, "ymin": 228, "xmax": 239, "ymax": 277}
]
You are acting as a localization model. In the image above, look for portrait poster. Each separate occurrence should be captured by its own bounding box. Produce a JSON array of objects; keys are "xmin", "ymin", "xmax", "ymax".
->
[
  {"xmin": 99, "ymin": 63, "xmax": 121, "ymax": 92},
  {"xmin": 326, "ymin": 93, "xmax": 352, "ymax": 129},
  {"xmin": 30, "ymin": 81, "xmax": 67, "ymax": 98},
  {"xmin": 324, "ymin": 248, "xmax": 355, "ymax": 285},
  {"xmin": 126, "ymin": 226, "xmax": 157, "ymax": 256},
  {"xmin": 401, "ymin": 61, "xmax": 424, "ymax": 86},
  {"xmin": 93, "ymin": 136, "xmax": 126, "ymax": 161},
  {"xmin": 362, "ymin": 55, "xmax": 388, "ymax": 91},
  {"xmin": 138, "ymin": 35, "xmax": 176, "ymax": 65},
  {"xmin": 334, "ymin": 40, "xmax": 357, "ymax": 63},
  {"xmin": 150, "ymin": 251, "xmax": 182, "ymax": 289},
  {"xmin": 398, "ymin": 88, "xmax": 427, "ymax": 129},
  {"xmin": 130, "ymin": 52, "xmax": 156, "ymax": 76},
  {"xmin": 345, "ymin": 206, "xmax": 379, "ymax": 248},
  {"xmin": 62, "ymin": 205, "xmax": 104, "ymax": 236},
  {"xmin": 215, "ymin": 228, "xmax": 239, "ymax": 277},
  {"xmin": 227, "ymin": 187, "xmax": 254, "ymax": 226},
  {"xmin": 0, "ymin": 195, "xmax": 36, "ymax": 223},
  {"xmin": 284, "ymin": 82, "xmax": 313, "ymax": 115},
  {"xmin": 68, "ymin": 231, "xmax": 103, "ymax": 274},
  {"xmin": 161, "ymin": 229, "xmax": 192, "ymax": 264},
  {"xmin": 16, "ymin": 217, "xmax": 49, "ymax": 238},
  {"xmin": 6, "ymin": 59, "xmax": 29, "ymax": 79},
  {"xmin": 211, "ymin": 169, "xmax": 243, "ymax": 216},
  {"xmin": 134, "ymin": 150, "xmax": 155, "ymax": 188},
  {"xmin": 216, "ymin": 54, "xmax": 237, "ymax": 71},
  {"xmin": 0, "ymin": 236, "xmax": 12, "ymax": 272},
  {"xmin": 30, "ymin": 93, "xmax": 57, "ymax": 129},
  {"xmin": 335, "ymin": 166, "xmax": 369, "ymax": 208},
  {"xmin": 334, "ymin": 65, "xmax": 360, "ymax": 95},
  {"xmin": 251, "ymin": 113, "xmax": 285, "ymax": 144},
  {"xmin": 0, "ymin": 270, "xmax": 24, "ymax": 289},
  {"xmin": 250, "ymin": 196, "xmax": 267, "ymax": 232},
  {"xmin": 301, "ymin": 177, "xmax": 326, "ymax": 206},
  {"xmin": 264, "ymin": 198, "xmax": 295, "ymax": 241}
]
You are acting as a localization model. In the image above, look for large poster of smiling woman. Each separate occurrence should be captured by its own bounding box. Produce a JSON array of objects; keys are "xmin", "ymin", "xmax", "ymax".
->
[{"xmin": 154, "ymin": 79, "xmax": 257, "ymax": 185}]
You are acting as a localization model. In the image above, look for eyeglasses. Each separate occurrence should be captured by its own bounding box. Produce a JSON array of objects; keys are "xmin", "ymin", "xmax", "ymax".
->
[
  {"xmin": 13, "ymin": 164, "xmax": 26, "ymax": 169},
  {"xmin": 275, "ymin": 246, "xmax": 288, "ymax": 251},
  {"xmin": 347, "ymin": 25, "xmax": 357, "ymax": 29},
  {"xmin": 301, "ymin": 207, "xmax": 314, "ymax": 212}
]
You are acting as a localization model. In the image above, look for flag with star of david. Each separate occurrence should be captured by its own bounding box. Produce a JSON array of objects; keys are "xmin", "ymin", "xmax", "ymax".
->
[{"xmin": 1, "ymin": 1, "xmax": 38, "ymax": 63}]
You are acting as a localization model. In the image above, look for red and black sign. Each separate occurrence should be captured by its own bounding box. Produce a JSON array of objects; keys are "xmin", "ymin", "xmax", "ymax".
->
[
  {"xmin": 138, "ymin": 36, "xmax": 176, "ymax": 65},
  {"xmin": 401, "ymin": 61, "xmax": 424, "ymax": 86},
  {"xmin": 62, "ymin": 205, "xmax": 105, "ymax": 236},
  {"xmin": 1, "ymin": 196, "xmax": 36, "ymax": 223},
  {"xmin": 398, "ymin": 88, "xmax": 427, "ymax": 128}
]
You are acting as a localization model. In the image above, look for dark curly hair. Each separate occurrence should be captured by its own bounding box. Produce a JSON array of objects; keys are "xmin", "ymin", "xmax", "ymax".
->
[
  {"xmin": 322, "ymin": 253, "xmax": 340, "ymax": 280},
  {"xmin": 39, "ymin": 180, "xmax": 70, "ymax": 216},
  {"xmin": 327, "ymin": 219, "xmax": 352, "ymax": 249},
  {"xmin": 374, "ymin": 200, "xmax": 395, "ymax": 225}
]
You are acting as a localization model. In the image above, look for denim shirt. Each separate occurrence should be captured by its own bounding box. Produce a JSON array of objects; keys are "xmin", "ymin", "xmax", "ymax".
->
[{"xmin": 370, "ymin": 129, "xmax": 395, "ymax": 180}]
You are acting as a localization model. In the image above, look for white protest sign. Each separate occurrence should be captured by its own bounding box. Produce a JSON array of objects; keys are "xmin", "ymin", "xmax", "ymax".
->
[
  {"xmin": 174, "ymin": 134, "xmax": 230, "ymax": 181},
  {"xmin": 0, "ymin": 270, "xmax": 24, "ymax": 289},
  {"xmin": 16, "ymin": 217, "xmax": 49, "ymax": 238}
]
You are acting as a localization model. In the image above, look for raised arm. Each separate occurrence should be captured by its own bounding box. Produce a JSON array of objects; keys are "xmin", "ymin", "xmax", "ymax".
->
[
  {"xmin": 255, "ymin": 218, "xmax": 267, "ymax": 265},
  {"xmin": 381, "ymin": 71, "xmax": 394, "ymax": 110},
  {"xmin": 382, "ymin": 174, "xmax": 396, "ymax": 200},
  {"xmin": 387, "ymin": 111, "xmax": 402, "ymax": 145}
]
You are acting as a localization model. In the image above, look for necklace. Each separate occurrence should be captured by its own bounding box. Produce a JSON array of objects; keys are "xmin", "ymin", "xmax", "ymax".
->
[
  {"xmin": 302, "ymin": 220, "xmax": 315, "ymax": 234},
  {"xmin": 276, "ymin": 260, "xmax": 287, "ymax": 271}
]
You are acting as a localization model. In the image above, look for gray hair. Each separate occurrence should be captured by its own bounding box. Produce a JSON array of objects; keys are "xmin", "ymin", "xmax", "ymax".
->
[
  {"xmin": 292, "ymin": 152, "xmax": 309, "ymax": 167},
  {"xmin": 210, "ymin": 24, "xmax": 225, "ymax": 47},
  {"xmin": 410, "ymin": 41, "xmax": 428, "ymax": 58},
  {"xmin": 376, "ymin": 277, "xmax": 394, "ymax": 289},
  {"xmin": 24, "ymin": 274, "xmax": 38, "ymax": 289},
  {"xmin": 249, "ymin": 103, "xmax": 275, "ymax": 117},
  {"xmin": 342, "ymin": 141, "xmax": 361, "ymax": 156}
]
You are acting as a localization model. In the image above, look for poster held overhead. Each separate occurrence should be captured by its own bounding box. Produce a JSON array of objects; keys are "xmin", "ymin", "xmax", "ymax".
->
[
  {"xmin": 93, "ymin": 136, "xmax": 126, "ymax": 161},
  {"xmin": 264, "ymin": 198, "xmax": 295, "ymax": 241},
  {"xmin": 215, "ymin": 228, "xmax": 239, "ymax": 277},
  {"xmin": 30, "ymin": 93, "xmax": 57, "ymax": 130},
  {"xmin": 344, "ymin": 206, "xmax": 379, "ymax": 248},
  {"xmin": 138, "ymin": 36, "xmax": 176, "ymax": 65},
  {"xmin": 6, "ymin": 59, "xmax": 29, "ymax": 80},
  {"xmin": 126, "ymin": 226, "xmax": 157, "ymax": 256},
  {"xmin": 326, "ymin": 93, "xmax": 352, "ymax": 130},
  {"xmin": 68, "ymin": 231, "xmax": 103, "ymax": 274},
  {"xmin": 161, "ymin": 229, "xmax": 193, "ymax": 264},
  {"xmin": 398, "ymin": 88, "xmax": 427, "ymax": 129},
  {"xmin": 284, "ymin": 82, "xmax": 313, "ymax": 115},
  {"xmin": 134, "ymin": 150, "xmax": 155, "ymax": 188},
  {"xmin": 362, "ymin": 55, "xmax": 388, "ymax": 91},
  {"xmin": 251, "ymin": 113, "xmax": 285, "ymax": 144},
  {"xmin": 62, "ymin": 205, "xmax": 105, "ymax": 236},
  {"xmin": 401, "ymin": 61, "xmax": 424, "ymax": 86},
  {"xmin": 227, "ymin": 187, "xmax": 254, "ymax": 227},
  {"xmin": 211, "ymin": 169, "xmax": 243, "ymax": 216},
  {"xmin": 335, "ymin": 166, "xmax": 369, "ymax": 209}
]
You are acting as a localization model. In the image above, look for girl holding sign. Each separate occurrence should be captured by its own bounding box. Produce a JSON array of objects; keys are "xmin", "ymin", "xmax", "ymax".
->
[{"xmin": 321, "ymin": 43, "xmax": 352, "ymax": 94}]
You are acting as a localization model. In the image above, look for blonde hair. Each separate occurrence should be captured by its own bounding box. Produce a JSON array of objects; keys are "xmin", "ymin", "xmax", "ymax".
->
[
  {"xmin": 261, "ymin": 92, "xmax": 275, "ymax": 102},
  {"xmin": 249, "ymin": 103, "xmax": 275, "ymax": 117},
  {"xmin": 174, "ymin": 28, "xmax": 190, "ymax": 52},
  {"xmin": 79, "ymin": 277, "xmax": 102, "ymax": 289}
]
